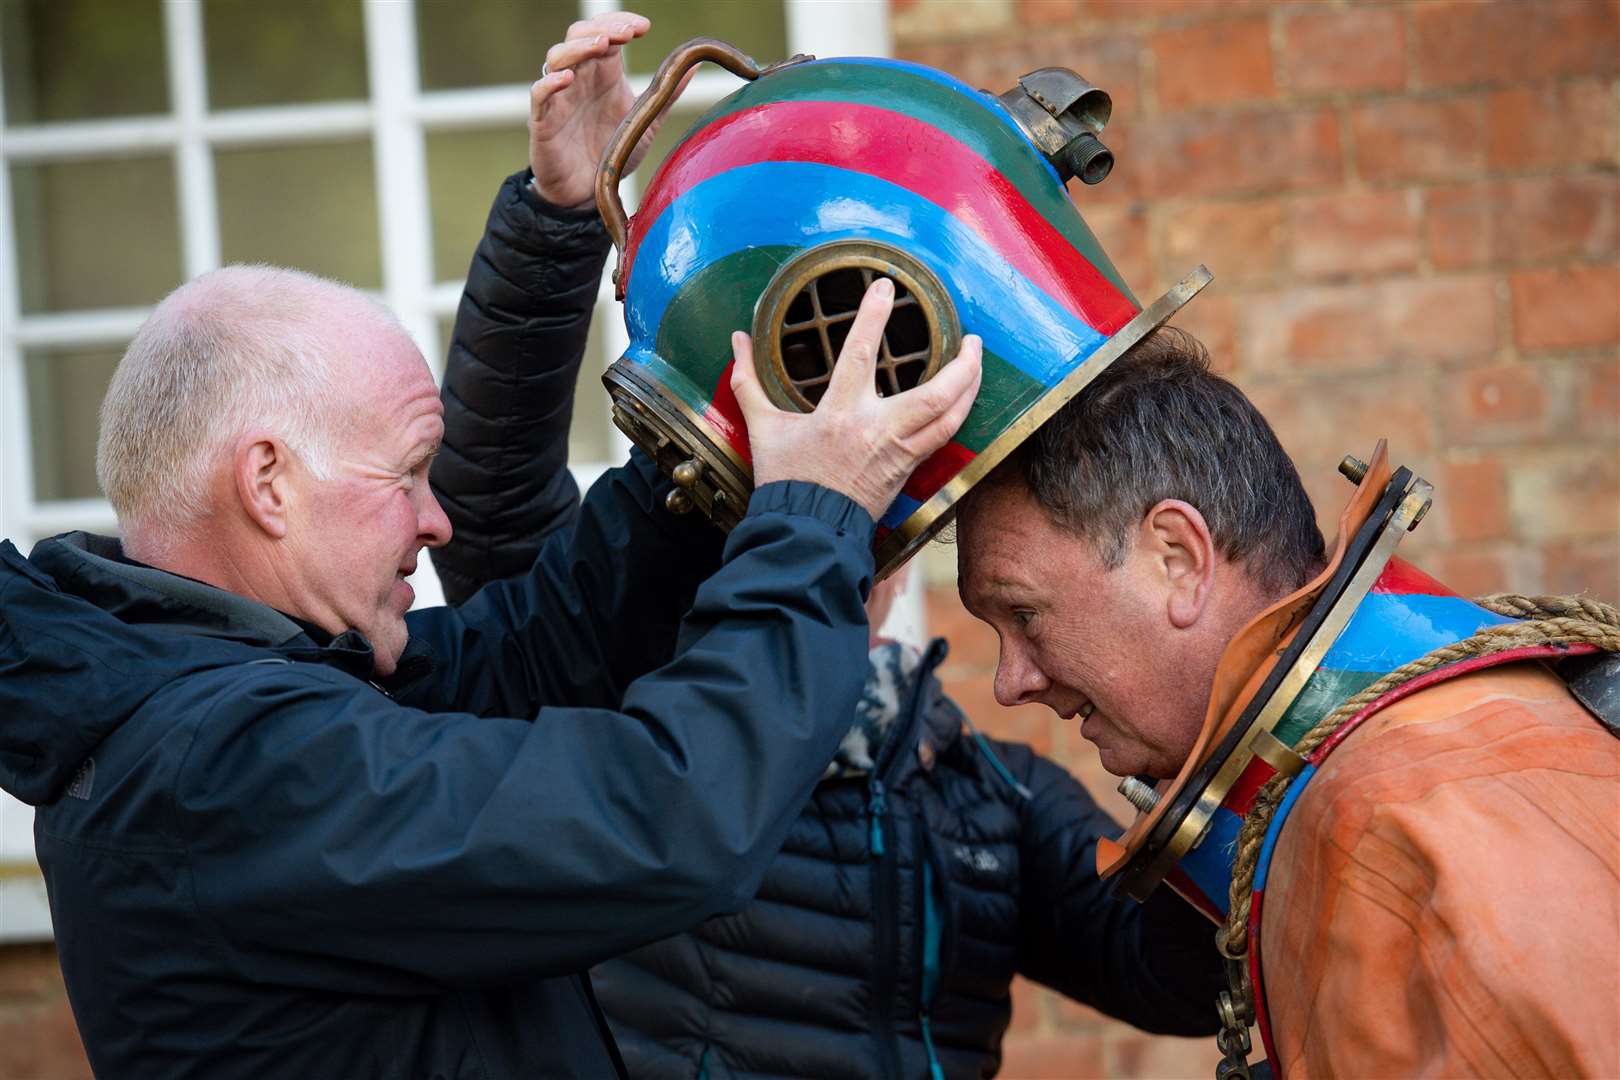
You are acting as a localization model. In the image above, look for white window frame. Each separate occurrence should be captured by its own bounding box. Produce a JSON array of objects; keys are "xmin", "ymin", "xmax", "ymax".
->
[{"xmin": 0, "ymin": 0, "xmax": 893, "ymax": 941}]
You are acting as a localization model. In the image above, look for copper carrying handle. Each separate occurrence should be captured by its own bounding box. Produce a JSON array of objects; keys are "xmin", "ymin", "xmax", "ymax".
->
[{"xmin": 595, "ymin": 37, "xmax": 812, "ymax": 298}]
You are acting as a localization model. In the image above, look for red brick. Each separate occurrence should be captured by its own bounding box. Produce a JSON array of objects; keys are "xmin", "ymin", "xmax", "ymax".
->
[
  {"xmin": 1425, "ymin": 176, "xmax": 1619, "ymax": 271},
  {"xmin": 1486, "ymin": 79, "xmax": 1619, "ymax": 173},
  {"xmin": 1238, "ymin": 276, "xmax": 1496, "ymax": 376},
  {"xmin": 1167, "ymin": 290, "xmax": 1238, "ymax": 375},
  {"xmin": 939, "ymin": 676, "xmax": 1059, "ymax": 757},
  {"xmin": 1279, "ymin": 8, "xmax": 1406, "ymax": 95},
  {"xmin": 1538, "ymin": 538, "xmax": 1620, "ymax": 597},
  {"xmin": 901, "ymin": 29, "xmax": 1143, "ymax": 119},
  {"xmin": 1428, "ymin": 547, "xmax": 1521, "ymax": 598},
  {"xmin": 1135, "ymin": 107, "xmax": 1342, "ymax": 199},
  {"xmin": 0, "ymin": 944, "xmax": 69, "ymax": 1004},
  {"xmin": 891, "ymin": 0, "xmax": 1015, "ymax": 43},
  {"xmin": 1290, "ymin": 189, "xmax": 1420, "ymax": 277},
  {"xmin": 1352, "ymin": 95, "xmax": 1486, "ymax": 183},
  {"xmin": 999, "ymin": 1032, "xmax": 1108, "ymax": 1079},
  {"xmin": 1246, "ymin": 372, "xmax": 1438, "ymax": 483},
  {"xmin": 1152, "ymin": 17, "xmax": 1276, "ymax": 111},
  {"xmin": 1439, "ymin": 364, "xmax": 1552, "ymax": 447},
  {"xmin": 1080, "ymin": 0, "xmax": 1269, "ymax": 22},
  {"xmin": 1161, "ymin": 199, "xmax": 1286, "ymax": 287},
  {"xmin": 1108, "ymin": 1031, "xmax": 1218, "ymax": 1079},
  {"xmin": 1084, "ymin": 202, "xmax": 1153, "ymax": 293},
  {"xmin": 1577, "ymin": 356, "xmax": 1619, "ymax": 442},
  {"xmin": 926, "ymin": 586, "xmax": 1000, "ymax": 674},
  {"xmin": 1050, "ymin": 992, "xmax": 1114, "ymax": 1032},
  {"xmin": 0, "ymin": 1000, "xmax": 90, "ymax": 1080},
  {"xmin": 1018, "ymin": 0, "xmax": 1083, "ymax": 26},
  {"xmin": 1511, "ymin": 265, "xmax": 1620, "ymax": 353},
  {"xmin": 1009, "ymin": 974, "xmax": 1047, "ymax": 1034},
  {"xmin": 1439, "ymin": 460, "xmax": 1511, "ymax": 543},
  {"xmin": 1413, "ymin": 0, "xmax": 1619, "ymax": 89},
  {"xmin": 1507, "ymin": 451, "xmax": 1620, "ymax": 541}
]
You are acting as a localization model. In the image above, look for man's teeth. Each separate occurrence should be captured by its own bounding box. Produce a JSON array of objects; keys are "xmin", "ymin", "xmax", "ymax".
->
[{"xmin": 1078, "ymin": 703, "xmax": 1095, "ymax": 720}]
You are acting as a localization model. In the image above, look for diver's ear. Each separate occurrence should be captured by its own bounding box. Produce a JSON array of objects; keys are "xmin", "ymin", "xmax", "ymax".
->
[{"xmin": 1140, "ymin": 499, "xmax": 1215, "ymax": 629}]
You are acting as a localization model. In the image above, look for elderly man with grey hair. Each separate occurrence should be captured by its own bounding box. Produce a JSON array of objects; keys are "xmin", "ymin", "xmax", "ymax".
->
[{"xmin": 0, "ymin": 126, "xmax": 983, "ymax": 1080}]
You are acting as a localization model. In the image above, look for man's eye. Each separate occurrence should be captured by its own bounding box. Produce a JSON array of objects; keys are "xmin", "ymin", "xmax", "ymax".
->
[{"xmin": 1012, "ymin": 609, "xmax": 1035, "ymax": 629}]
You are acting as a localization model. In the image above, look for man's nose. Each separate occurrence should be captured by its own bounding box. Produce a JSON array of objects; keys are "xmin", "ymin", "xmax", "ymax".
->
[
  {"xmin": 992, "ymin": 646, "xmax": 1047, "ymax": 707},
  {"xmin": 419, "ymin": 486, "xmax": 453, "ymax": 548}
]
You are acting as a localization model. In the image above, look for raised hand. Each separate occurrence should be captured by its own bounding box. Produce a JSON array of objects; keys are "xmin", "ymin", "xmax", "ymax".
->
[
  {"xmin": 530, "ymin": 12, "xmax": 657, "ymax": 208},
  {"xmin": 729, "ymin": 279, "xmax": 984, "ymax": 522}
]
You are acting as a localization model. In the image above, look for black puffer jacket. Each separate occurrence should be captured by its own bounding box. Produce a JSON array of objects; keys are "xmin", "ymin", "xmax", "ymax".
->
[{"xmin": 432, "ymin": 172, "xmax": 1225, "ymax": 1079}]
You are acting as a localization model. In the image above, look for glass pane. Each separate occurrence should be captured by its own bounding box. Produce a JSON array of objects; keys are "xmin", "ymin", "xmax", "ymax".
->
[
  {"xmin": 434, "ymin": 304, "xmax": 617, "ymax": 468},
  {"xmin": 625, "ymin": 0, "xmax": 788, "ymax": 74},
  {"xmin": 1, "ymin": 0, "xmax": 167, "ymax": 125},
  {"xmin": 416, "ymin": 0, "xmax": 576, "ymax": 91},
  {"xmin": 203, "ymin": 0, "xmax": 367, "ymax": 109},
  {"xmin": 25, "ymin": 346, "xmax": 122, "ymax": 503},
  {"xmin": 215, "ymin": 141, "xmax": 381, "ymax": 289},
  {"xmin": 425, "ymin": 126, "xmax": 530, "ymax": 285},
  {"xmin": 11, "ymin": 157, "xmax": 182, "ymax": 313}
]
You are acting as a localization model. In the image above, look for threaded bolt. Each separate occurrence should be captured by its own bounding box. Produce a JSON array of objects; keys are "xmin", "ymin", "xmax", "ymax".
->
[
  {"xmin": 1118, "ymin": 775, "xmax": 1160, "ymax": 815},
  {"xmin": 1338, "ymin": 455, "xmax": 1368, "ymax": 484},
  {"xmin": 1060, "ymin": 132, "xmax": 1114, "ymax": 185}
]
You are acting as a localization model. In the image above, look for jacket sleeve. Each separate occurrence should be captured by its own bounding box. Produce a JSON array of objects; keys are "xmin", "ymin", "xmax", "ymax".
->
[
  {"xmin": 177, "ymin": 474, "xmax": 877, "ymax": 991},
  {"xmin": 1009, "ymin": 745, "xmax": 1225, "ymax": 1036},
  {"xmin": 429, "ymin": 169, "xmax": 609, "ymax": 605}
]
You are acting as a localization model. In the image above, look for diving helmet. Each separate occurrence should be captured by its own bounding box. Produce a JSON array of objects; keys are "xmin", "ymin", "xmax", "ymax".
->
[{"xmin": 596, "ymin": 39, "xmax": 1211, "ymax": 579}]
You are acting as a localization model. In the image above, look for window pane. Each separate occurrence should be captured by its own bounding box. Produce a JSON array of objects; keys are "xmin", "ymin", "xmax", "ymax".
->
[
  {"xmin": 425, "ymin": 127, "xmax": 530, "ymax": 285},
  {"xmin": 24, "ymin": 346, "xmax": 122, "ymax": 503},
  {"xmin": 434, "ymin": 304, "xmax": 617, "ymax": 468},
  {"xmin": 215, "ymin": 141, "xmax": 381, "ymax": 289},
  {"xmin": 416, "ymin": 0, "xmax": 576, "ymax": 92},
  {"xmin": 624, "ymin": 0, "xmax": 788, "ymax": 74},
  {"xmin": 203, "ymin": 0, "xmax": 367, "ymax": 110},
  {"xmin": 11, "ymin": 157, "xmax": 182, "ymax": 313},
  {"xmin": 1, "ymin": 0, "xmax": 167, "ymax": 125}
]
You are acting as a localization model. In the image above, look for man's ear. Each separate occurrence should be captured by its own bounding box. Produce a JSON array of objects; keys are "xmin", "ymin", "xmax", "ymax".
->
[
  {"xmin": 1139, "ymin": 499, "xmax": 1216, "ymax": 629},
  {"xmin": 233, "ymin": 434, "xmax": 291, "ymax": 540}
]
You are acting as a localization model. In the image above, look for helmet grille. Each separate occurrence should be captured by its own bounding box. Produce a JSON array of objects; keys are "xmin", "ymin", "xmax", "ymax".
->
[
  {"xmin": 753, "ymin": 241, "xmax": 961, "ymax": 414},
  {"xmin": 779, "ymin": 267, "xmax": 934, "ymax": 405}
]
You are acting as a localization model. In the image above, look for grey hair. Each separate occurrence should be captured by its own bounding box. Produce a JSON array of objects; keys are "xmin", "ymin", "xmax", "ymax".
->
[
  {"xmin": 980, "ymin": 327, "xmax": 1325, "ymax": 596},
  {"xmin": 97, "ymin": 265, "xmax": 383, "ymax": 549}
]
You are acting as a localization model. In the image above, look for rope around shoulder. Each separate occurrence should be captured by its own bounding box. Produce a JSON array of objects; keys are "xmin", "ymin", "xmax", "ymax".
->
[{"xmin": 1216, "ymin": 593, "xmax": 1620, "ymax": 961}]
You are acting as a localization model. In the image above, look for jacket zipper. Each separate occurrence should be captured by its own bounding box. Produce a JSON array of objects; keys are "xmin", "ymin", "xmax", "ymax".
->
[
  {"xmin": 868, "ymin": 771, "xmax": 901, "ymax": 1080},
  {"xmin": 866, "ymin": 643, "xmax": 943, "ymax": 1080}
]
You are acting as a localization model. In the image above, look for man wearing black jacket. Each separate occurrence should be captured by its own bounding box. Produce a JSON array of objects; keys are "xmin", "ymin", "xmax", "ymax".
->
[
  {"xmin": 0, "ymin": 13, "xmax": 984, "ymax": 1077},
  {"xmin": 430, "ymin": 14, "xmax": 1225, "ymax": 1078}
]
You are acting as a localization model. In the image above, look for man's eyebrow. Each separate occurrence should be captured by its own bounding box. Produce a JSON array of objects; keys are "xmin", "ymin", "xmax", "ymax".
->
[{"xmin": 407, "ymin": 443, "xmax": 441, "ymax": 468}]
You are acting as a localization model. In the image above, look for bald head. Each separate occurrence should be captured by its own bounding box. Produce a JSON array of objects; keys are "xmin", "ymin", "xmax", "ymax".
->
[{"xmin": 97, "ymin": 265, "xmax": 403, "ymax": 555}]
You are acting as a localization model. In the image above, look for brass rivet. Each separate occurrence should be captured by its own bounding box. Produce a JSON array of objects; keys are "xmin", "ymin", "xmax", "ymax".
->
[
  {"xmin": 1338, "ymin": 455, "xmax": 1368, "ymax": 484},
  {"xmin": 665, "ymin": 488, "xmax": 693, "ymax": 515},
  {"xmin": 672, "ymin": 459, "xmax": 701, "ymax": 489}
]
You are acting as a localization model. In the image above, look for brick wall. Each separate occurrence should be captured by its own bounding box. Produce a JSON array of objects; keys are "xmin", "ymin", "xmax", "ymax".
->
[
  {"xmin": 899, "ymin": 0, "xmax": 1618, "ymax": 1075},
  {"xmin": 3, "ymin": 4, "xmax": 1614, "ymax": 1079}
]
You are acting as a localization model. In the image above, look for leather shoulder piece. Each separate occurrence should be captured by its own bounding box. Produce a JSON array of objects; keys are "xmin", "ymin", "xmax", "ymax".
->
[{"xmin": 1556, "ymin": 652, "xmax": 1620, "ymax": 736}]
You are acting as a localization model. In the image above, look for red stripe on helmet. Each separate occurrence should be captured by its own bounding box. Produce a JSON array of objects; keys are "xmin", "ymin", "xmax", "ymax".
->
[{"xmin": 623, "ymin": 100, "xmax": 1137, "ymax": 336}]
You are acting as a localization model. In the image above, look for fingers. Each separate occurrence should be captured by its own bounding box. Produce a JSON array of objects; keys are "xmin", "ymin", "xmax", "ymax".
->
[
  {"xmin": 887, "ymin": 334, "xmax": 984, "ymax": 440},
  {"xmin": 728, "ymin": 331, "xmax": 778, "ymax": 420},
  {"xmin": 544, "ymin": 33, "xmax": 613, "ymax": 80},
  {"xmin": 902, "ymin": 339, "xmax": 983, "ymax": 453},
  {"xmin": 822, "ymin": 278, "xmax": 894, "ymax": 408},
  {"xmin": 567, "ymin": 13, "xmax": 650, "ymax": 44},
  {"xmin": 529, "ymin": 68, "xmax": 576, "ymax": 120}
]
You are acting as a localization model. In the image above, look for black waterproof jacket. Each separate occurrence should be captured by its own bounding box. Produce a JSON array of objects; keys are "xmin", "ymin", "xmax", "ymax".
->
[
  {"xmin": 431, "ymin": 173, "xmax": 1225, "ymax": 1078},
  {"xmin": 0, "ymin": 285, "xmax": 885, "ymax": 1074}
]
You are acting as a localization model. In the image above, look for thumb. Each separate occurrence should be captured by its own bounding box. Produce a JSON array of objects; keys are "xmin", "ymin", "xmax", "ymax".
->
[{"xmin": 728, "ymin": 331, "xmax": 776, "ymax": 420}]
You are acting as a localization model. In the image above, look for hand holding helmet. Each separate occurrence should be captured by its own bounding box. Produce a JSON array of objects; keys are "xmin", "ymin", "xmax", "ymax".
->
[
  {"xmin": 530, "ymin": 12, "xmax": 658, "ymax": 208},
  {"xmin": 729, "ymin": 279, "xmax": 983, "ymax": 523}
]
